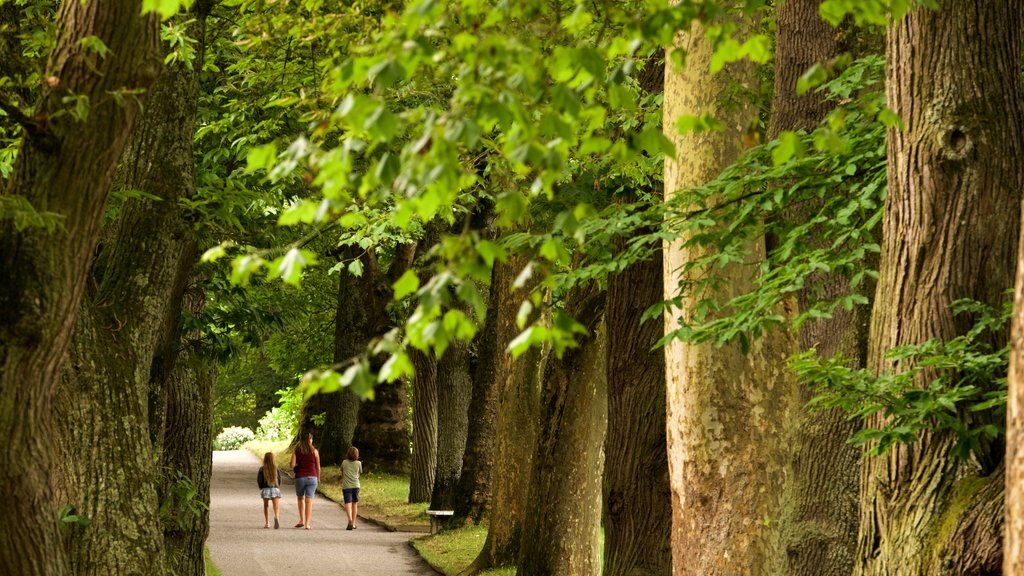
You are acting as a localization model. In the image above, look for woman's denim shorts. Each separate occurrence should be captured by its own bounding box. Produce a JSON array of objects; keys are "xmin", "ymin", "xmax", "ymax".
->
[{"xmin": 294, "ymin": 476, "xmax": 318, "ymax": 497}]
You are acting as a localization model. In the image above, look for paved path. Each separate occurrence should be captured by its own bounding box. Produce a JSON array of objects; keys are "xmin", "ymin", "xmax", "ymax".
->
[{"xmin": 207, "ymin": 450, "xmax": 434, "ymax": 575}]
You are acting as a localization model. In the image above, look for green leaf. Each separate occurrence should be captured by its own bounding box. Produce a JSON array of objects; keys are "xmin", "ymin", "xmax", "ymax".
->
[
  {"xmin": 772, "ymin": 131, "xmax": 805, "ymax": 166},
  {"xmin": 246, "ymin": 143, "xmax": 277, "ymax": 173},
  {"xmin": 141, "ymin": 0, "xmax": 194, "ymax": 20},
  {"xmin": 379, "ymin": 352, "xmax": 415, "ymax": 383},
  {"xmin": 275, "ymin": 248, "xmax": 315, "ymax": 286},
  {"xmin": 347, "ymin": 259, "xmax": 364, "ymax": 277},
  {"xmin": 393, "ymin": 269, "xmax": 420, "ymax": 300}
]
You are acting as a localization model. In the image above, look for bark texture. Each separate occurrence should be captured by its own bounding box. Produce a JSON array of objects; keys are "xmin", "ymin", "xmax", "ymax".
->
[
  {"xmin": 0, "ymin": 3, "xmax": 160, "ymax": 573},
  {"xmin": 859, "ymin": 3, "xmax": 1023, "ymax": 574},
  {"xmin": 430, "ymin": 335, "xmax": 473, "ymax": 511},
  {"xmin": 159, "ymin": 288, "xmax": 213, "ymax": 576},
  {"xmin": 662, "ymin": 16, "xmax": 801, "ymax": 575},
  {"xmin": 518, "ymin": 285, "xmax": 607, "ymax": 576},
  {"xmin": 55, "ymin": 11, "xmax": 208, "ymax": 573},
  {"xmin": 465, "ymin": 255, "xmax": 544, "ymax": 574},
  {"xmin": 409, "ymin": 348, "xmax": 438, "ymax": 503},
  {"xmin": 302, "ymin": 255, "xmax": 366, "ymax": 465},
  {"xmin": 603, "ymin": 225, "xmax": 671, "ymax": 576},
  {"xmin": 451, "ymin": 277, "xmax": 501, "ymax": 524},
  {"xmin": 767, "ymin": 2, "xmax": 861, "ymax": 574}
]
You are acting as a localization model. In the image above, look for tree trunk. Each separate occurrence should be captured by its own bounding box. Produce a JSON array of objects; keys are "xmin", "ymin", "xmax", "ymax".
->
[
  {"xmin": 464, "ymin": 255, "xmax": 544, "ymax": 574},
  {"xmin": 662, "ymin": 15, "xmax": 801, "ymax": 575},
  {"xmin": 55, "ymin": 10, "xmax": 208, "ymax": 573},
  {"xmin": 0, "ymin": 2, "xmax": 160, "ymax": 573},
  {"xmin": 767, "ymin": 2, "xmax": 861, "ymax": 574},
  {"xmin": 300, "ymin": 248, "xmax": 366, "ymax": 464},
  {"xmin": 409, "ymin": 348, "xmax": 438, "ymax": 503},
  {"xmin": 603, "ymin": 236, "xmax": 671, "ymax": 576},
  {"xmin": 518, "ymin": 285, "xmax": 607, "ymax": 576},
  {"xmin": 430, "ymin": 334, "xmax": 473, "ymax": 511},
  {"xmin": 451, "ymin": 275, "xmax": 501, "ymax": 523},
  {"xmin": 159, "ymin": 287, "xmax": 213, "ymax": 576},
  {"xmin": 858, "ymin": 3, "xmax": 1023, "ymax": 574}
]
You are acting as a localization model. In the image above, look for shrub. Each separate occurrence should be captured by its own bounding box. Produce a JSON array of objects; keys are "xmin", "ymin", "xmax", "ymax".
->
[
  {"xmin": 255, "ymin": 387, "xmax": 302, "ymax": 442},
  {"xmin": 213, "ymin": 426, "xmax": 255, "ymax": 450}
]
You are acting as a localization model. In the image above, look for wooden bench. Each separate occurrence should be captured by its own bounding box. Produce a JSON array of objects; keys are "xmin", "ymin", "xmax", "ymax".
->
[{"xmin": 426, "ymin": 510, "xmax": 454, "ymax": 534}]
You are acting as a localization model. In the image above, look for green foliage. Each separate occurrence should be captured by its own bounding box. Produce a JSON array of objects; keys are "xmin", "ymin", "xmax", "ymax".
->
[
  {"xmin": 213, "ymin": 426, "xmax": 255, "ymax": 450},
  {"xmin": 793, "ymin": 299, "xmax": 1011, "ymax": 459},
  {"xmin": 0, "ymin": 195, "xmax": 65, "ymax": 232},
  {"xmin": 160, "ymin": 471, "xmax": 209, "ymax": 531},
  {"xmin": 57, "ymin": 504, "xmax": 90, "ymax": 529},
  {"xmin": 658, "ymin": 55, "xmax": 887, "ymax": 348},
  {"xmin": 255, "ymin": 388, "xmax": 303, "ymax": 442}
]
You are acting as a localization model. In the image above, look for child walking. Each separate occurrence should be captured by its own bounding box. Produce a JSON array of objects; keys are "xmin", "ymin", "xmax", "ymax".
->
[
  {"xmin": 257, "ymin": 452, "xmax": 282, "ymax": 529},
  {"xmin": 341, "ymin": 446, "xmax": 362, "ymax": 530}
]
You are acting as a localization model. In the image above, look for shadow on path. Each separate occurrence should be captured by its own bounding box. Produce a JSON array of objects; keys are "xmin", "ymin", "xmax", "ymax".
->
[{"xmin": 207, "ymin": 450, "xmax": 435, "ymax": 576}]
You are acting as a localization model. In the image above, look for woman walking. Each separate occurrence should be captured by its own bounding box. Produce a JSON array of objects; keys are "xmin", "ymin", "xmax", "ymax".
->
[
  {"xmin": 290, "ymin": 432, "xmax": 320, "ymax": 530},
  {"xmin": 341, "ymin": 446, "xmax": 362, "ymax": 530}
]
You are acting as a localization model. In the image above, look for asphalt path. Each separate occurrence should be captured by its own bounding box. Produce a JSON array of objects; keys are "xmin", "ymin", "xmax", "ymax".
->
[{"xmin": 207, "ymin": 450, "xmax": 434, "ymax": 575}]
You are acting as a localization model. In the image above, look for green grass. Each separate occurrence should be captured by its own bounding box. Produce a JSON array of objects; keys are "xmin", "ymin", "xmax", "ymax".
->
[
  {"xmin": 204, "ymin": 546, "xmax": 222, "ymax": 576},
  {"xmin": 412, "ymin": 524, "xmax": 515, "ymax": 576}
]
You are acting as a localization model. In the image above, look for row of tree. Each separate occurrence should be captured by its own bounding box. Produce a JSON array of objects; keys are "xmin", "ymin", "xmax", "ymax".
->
[{"xmin": 3, "ymin": 0, "xmax": 1024, "ymax": 575}]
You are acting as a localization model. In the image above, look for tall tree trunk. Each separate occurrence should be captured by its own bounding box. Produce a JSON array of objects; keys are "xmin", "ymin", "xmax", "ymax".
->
[
  {"xmin": 302, "ymin": 254, "xmax": 366, "ymax": 464},
  {"xmin": 352, "ymin": 246, "xmax": 413, "ymax": 472},
  {"xmin": 858, "ymin": 2, "xmax": 1022, "ymax": 574},
  {"xmin": 159, "ymin": 287, "xmax": 213, "ymax": 576},
  {"xmin": 451, "ymin": 277, "xmax": 501, "ymax": 523},
  {"xmin": 430, "ymin": 334, "xmax": 473, "ymax": 510},
  {"xmin": 463, "ymin": 255, "xmax": 544, "ymax": 574},
  {"xmin": 767, "ymin": 2, "xmax": 861, "ymax": 574},
  {"xmin": 409, "ymin": 348, "xmax": 438, "ymax": 503},
  {"xmin": 55, "ymin": 10, "xmax": 208, "ymax": 573},
  {"xmin": 662, "ymin": 14, "xmax": 801, "ymax": 575},
  {"xmin": 603, "ymin": 237, "xmax": 671, "ymax": 576},
  {"xmin": 0, "ymin": 2, "xmax": 160, "ymax": 573},
  {"xmin": 518, "ymin": 285, "xmax": 607, "ymax": 576}
]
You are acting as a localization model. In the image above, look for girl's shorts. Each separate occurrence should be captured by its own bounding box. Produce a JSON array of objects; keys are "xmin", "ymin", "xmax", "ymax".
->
[
  {"xmin": 343, "ymin": 488, "xmax": 360, "ymax": 503},
  {"xmin": 261, "ymin": 487, "xmax": 282, "ymax": 499}
]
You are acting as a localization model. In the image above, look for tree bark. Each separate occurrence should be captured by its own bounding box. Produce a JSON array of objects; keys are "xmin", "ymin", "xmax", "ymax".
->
[
  {"xmin": 451, "ymin": 275, "xmax": 501, "ymax": 524},
  {"xmin": 767, "ymin": 2, "xmax": 861, "ymax": 574},
  {"xmin": 0, "ymin": 2, "xmax": 160, "ymax": 573},
  {"xmin": 301, "ymin": 253, "xmax": 366, "ymax": 465},
  {"xmin": 159, "ymin": 287, "xmax": 213, "ymax": 576},
  {"xmin": 463, "ymin": 255, "xmax": 544, "ymax": 574},
  {"xmin": 858, "ymin": 3, "xmax": 1023, "ymax": 574},
  {"xmin": 518, "ymin": 285, "xmax": 607, "ymax": 576},
  {"xmin": 54, "ymin": 10, "xmax": 208, "ymax": 573},
  {"xmin": 409, "ymin": 348, "xmax": 438, "ymax": 503},
  {"xmin": 662, "ymin": 14, "xmax": 801, "ymax": 575},
  {"xmin": 429, "ymin": 334, "xmax": 473, "ymax": 511},
  {"xmin": 603, "ymin": 241, "xmax": 671, "ymax": 576}
]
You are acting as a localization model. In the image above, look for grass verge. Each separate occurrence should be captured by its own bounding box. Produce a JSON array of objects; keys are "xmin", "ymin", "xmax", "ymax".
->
[
  {"xmin": 204, "ymin": 545, "xmax": 222, "ymax": 576},
  {"xmin": 412, "ymin": 524, "xmax": 514, "ymax": 576}
]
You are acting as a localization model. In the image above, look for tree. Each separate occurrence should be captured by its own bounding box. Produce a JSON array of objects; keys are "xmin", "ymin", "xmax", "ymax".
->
[
  {"xmin": 462, "ymin": 255, "xmax": 544, "ymax": 574},
  {"xmin": 518, "ymin": 283, "xmax": 607, "ymax": 575},
  {"xmin": 662, "ymin": 11, "xmax": 801, "ymax": 574},
  {"xmin": 55, "ymin": 7, "xmax": 211, "ymax": 573},
  {"xmin": 430, "ymin": 332, "xmax": 473, "ymax": 510},
  {"xmin": 768, "ymin": 2, "xmax": 860, "ymax": 573},
  {"xmin": 856, "ymin": 2, "xmax": 1022, "ymax": 574},
  {"xmin": 0, "ymin": 2, "xmax": 161, "ymax": 573},
  {"xmin": 409, "ymin": 347, "xmax": 438, "ymax": 503}
]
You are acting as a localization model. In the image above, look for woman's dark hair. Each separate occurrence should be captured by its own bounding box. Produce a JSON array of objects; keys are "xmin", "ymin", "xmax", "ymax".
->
[{"xmin": 296, "ymin": 431, "xmax": 314, "ymax": 455}]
